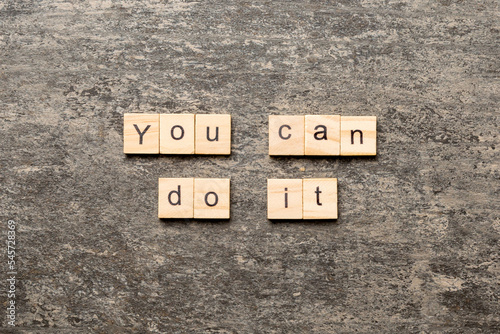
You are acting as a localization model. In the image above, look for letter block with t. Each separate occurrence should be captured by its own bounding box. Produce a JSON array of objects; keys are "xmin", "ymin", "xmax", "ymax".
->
[
  {"xmin": 303, "ymin": 178, "xmax": 337, "ymax": 219},
  {"xmin": 124, "ymin": 114, "xmax": 160, "ymax": 154},
  {"xmin": 269, "ymin": 115, "xmax": 305, "ymax": 156},
  {"xmin": 340, "ymin": 116, "xmax": 377, "ymax": 156}
]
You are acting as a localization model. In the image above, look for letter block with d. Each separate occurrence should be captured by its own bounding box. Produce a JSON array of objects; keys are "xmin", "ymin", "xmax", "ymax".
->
[
  {"xmin": 124, "ymin": 114, "xmax": 160, "ymax": 154},
  {"xmin": 158, "ymin": 178, "xmax": 194, "ymax": 218}
]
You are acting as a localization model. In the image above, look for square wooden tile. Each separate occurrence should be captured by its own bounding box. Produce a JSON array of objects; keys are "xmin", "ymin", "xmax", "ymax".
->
[
  {"xmin": 305, "ymin": 115, "xmax": 340, "ymax": 156},
  {"xmin": 160, "ymin": 114, "xmax": 195, "ymax": 154},
  {"xmin": 195, "ymin": 114, "xmax": 231, "ymax": 155},
  {"xmin": 340, "ymin": 116, "xmax": 377, "ymax": 156},
  {"xmin": 267, "ymin": 179, "xmax": 303, "ymax": 219},
  {"xmin": 194, "ymin": 178, "xmax": 230, "ymax": 219},
  {"xmin": 303, "ymin": 178, "xmax": 337, "ymax": 219},
  {"xmin": 123, "ymin": 113, "xmax": 159, "ymax": 154},
  {"xmin": 269, "ymin": 115, "xmax": 305, "ymax": 156},
  {"xmin": 158, "ymin": 178, "xmax": 194, "ymax": 218}
]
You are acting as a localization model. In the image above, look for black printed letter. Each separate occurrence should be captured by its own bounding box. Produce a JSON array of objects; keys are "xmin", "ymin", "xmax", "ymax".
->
[
  {"xmin": 171, "ymin": 125, "xmax": 185, "ymax": 140},
  {"xmin": 206, "ymin": 127, "xmax": 219, "ymax": 142},
  {"xmin": 351, "ymin": 130, "xmax": 363, "ymax": 144},
  {"xmin": 315, "ymin": 186, "xmax": 322, "ymax": 206},
  {"xmin": 313, "ymin": 125, "xmax": 327, "ymax": 140},
  {"xmin": 205, "ymin": 192, "xmax": 218, "ymax": 207},
  {"xmin": 279, "ymin": 125, "xmax": 292, "ymax": 140},
  {"xmin": 133, "ymin": 124, "xmax": 151, "ymax": 145},
  {"xmin": 168, "ymin": 185, "xmax": 181, "ymax": 206}
]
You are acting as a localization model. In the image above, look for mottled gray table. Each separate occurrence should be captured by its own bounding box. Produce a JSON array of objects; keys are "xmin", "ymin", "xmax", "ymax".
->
[{"xmin": 1, "ymin": 1, "xmax": 499, "ymax": 333}]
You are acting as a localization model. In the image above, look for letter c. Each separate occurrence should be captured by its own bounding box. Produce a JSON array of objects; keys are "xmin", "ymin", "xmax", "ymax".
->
[{"xmin": 279, "ymin": 125, "xmax": 291, "ymax": 140}]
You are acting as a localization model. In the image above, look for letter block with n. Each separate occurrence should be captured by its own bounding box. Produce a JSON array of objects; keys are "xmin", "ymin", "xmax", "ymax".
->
[{"xmin": 158, "ymin": 178, "xmax": 194, "ymax": 218}]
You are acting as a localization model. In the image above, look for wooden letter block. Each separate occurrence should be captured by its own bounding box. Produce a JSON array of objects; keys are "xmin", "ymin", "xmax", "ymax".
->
[
  {"xmin": 305, "ymin": 115, "xmax": 340, "ymax": 156},
  {"xmin": 195, "ymin": 114, "xmax": 231, "ymax": 155},
  {"xmin": 160, "ymin": 114, "xmax": 195, "ymax": 154},
  {"xmin": 303, "ymin": 178, "xmax": 338, "ymax": 219},
  {"xmin": 340, "ymin": 116, "xmax": 377, "ymax": 156},
  {"xmin": 158, "ymin": 178, "xmax": 194, "ymax": 218},
  {"xmin": 123, "ymin": 113, "xmax": 160, "ymax": 154},
  {"xmin": 267, "ymin": 179, "xmax": 303, "ymax": 219},
  {"xmin": 269, "ymin": 115, "xmax": 305, "ymax": 156},
  {"xmin": 194, "ymin": 178, "xmax": 230, "ymax": 219}
]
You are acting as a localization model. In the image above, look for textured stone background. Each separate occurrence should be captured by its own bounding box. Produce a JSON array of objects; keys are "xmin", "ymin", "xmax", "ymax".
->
[{"xmin": 1, "ymin": 0, "xmax": 499, "ymax": 333}]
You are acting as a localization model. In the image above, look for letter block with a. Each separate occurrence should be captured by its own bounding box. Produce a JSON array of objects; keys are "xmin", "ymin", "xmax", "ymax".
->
[
  {"xmin": 269, "ymin": 115, "xmax": 305, "ymax": 156},
  {"xmin": 303, "ymin": 178, "xmax": 337, "ymax": 219},
  {"xmin": 194, "ymin": 178, "xmax": 231, "ymax": 219},
  {"xmin": 340, "ymin": 116, "xmax": 377, "ymax": 156},
  {"xmin": 158, "ymin": 178, "xmax": 194, "ymax": 218},
  {"xmin": 124, "ymin": 113, "xmax": 159, "ymax": 154},
  {"xmin": 195, "ymin": 114, "xmax": 231, "ymax": 155},
  {"xmin": 160, "ymin": 114, "xmax": 195, "ymax": 154},
  {"xmin": 305, "ymin": 115, "xmax": 340, "ymax": 156},
  {"xmin": 267, "ymin": 179, "xmax": 303, "ymax": 219}
]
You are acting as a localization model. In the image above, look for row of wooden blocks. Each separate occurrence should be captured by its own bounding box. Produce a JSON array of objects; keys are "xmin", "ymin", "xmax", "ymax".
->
[
  {"xmin": 124, "ymin": 114, "xmax": 377, "ymax": 156},
  {"xmin": 124, "ymin": 114, "xmax": 231, "ymax": 155},
  {"xmin": 158, "ymin": 178, "xmax": 337, "ymax": 220}
]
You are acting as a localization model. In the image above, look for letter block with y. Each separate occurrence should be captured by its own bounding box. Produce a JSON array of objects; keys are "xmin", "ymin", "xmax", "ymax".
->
[
  {"xmin": 158, "ymin": 178, "xmax": 194, "ymax": 218},
  {"xmin": 124, "ymin": 114, "xmax": 159, "ymax": 154},
  {"xmin": 269, "ymin": 116, "xmax": 305, "ymax": 156},
  {"xmin": 195, "ymin": 114, "xmax": 231, "ymax": 155}
]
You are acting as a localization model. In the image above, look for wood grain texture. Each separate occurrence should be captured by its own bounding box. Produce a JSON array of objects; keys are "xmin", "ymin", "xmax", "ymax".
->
[
  {"xmin": 303, "ymin": 178, "xmax": 338, "ymax": 220},
  {"xmin": 269, "ymin": 115, "xmax": 305, "ymax": 156},
  {"xmin": 305, "ymin": 115, "xmax": 341, "ymax": 156},
  {"xmin": 158, "ymin": 178, "xmax": 194, "ymax": 218},
  {"xmin": 195, "ymin": 114, "xmax": 231, "ymax": 155},
  {"xmin": 194, "ymin": 178, "xmax": 230, "ymax": 219},
  {"xmin": 267, "ymin": 179, "xmax": 303, "ymax": 219}
]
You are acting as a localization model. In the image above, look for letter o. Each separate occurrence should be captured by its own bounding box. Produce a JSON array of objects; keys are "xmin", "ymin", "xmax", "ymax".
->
[
  {"xmin": 171, "ymin": 125, "xmax": 185, "ymax": 140},
  {"xmin": 204, "ymin": 192, "xmax": 218, "ymax": 207}
]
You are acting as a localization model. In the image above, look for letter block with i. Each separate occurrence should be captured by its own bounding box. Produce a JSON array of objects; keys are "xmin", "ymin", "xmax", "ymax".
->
[
  {"xmin": 267, "ymin": 179, "xmax": 303, "ymax": 219},
  {"xmin": 123, "ymin": 114, "xmax": 160, "ymax": 154}
]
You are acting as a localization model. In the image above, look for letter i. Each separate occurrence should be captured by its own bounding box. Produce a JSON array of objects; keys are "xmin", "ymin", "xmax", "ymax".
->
[{"xmin": 284, "ymin": 187, "xmax": 288, "ymax": 208}]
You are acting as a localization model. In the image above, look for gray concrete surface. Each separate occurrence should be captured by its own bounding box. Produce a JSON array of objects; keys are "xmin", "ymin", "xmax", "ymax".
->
[{"xmin": 1, "ymin": 0, "xmax": 499, "ymax": 333}]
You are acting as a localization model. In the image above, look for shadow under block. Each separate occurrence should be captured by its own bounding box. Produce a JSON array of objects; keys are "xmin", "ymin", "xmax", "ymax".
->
[
  {"xmin": 340, "ymin": 116, "xmax": 377, "ymax": 156},
  {"xmin": 195, "ymin": 114, "xmax": 231, "ymax": 155},
  {"xmin": 123, "ymin": 113, "xmax": 160, "ymax": 154},
  {"xmin": 269, "ymin": 115, "xmax": 305, "ymax": 156},
  {"xmin": 158, "ymin": 178, "xmax": 194, "ymax": 218},
  {"xmin": 305, "ymin": 115, "xmax": 340, "ymax": 156},
  {"xmin": 160, "ymin": 114, "xmax": 195, "ymax": 154},
  {"xmin": 267, "ymin": 179, "xmax": 303, "ymax": 219},
  {"xmin": 303, "ymin": 178, "xmax": 338, "ymax": 219},
  {"xmin": 194, "ymin": 178, "xmax": 230, "ymax": 219}
]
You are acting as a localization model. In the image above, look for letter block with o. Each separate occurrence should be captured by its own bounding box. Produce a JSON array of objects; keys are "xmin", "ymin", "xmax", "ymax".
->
[{"xmin": 159, "ymin": 178, "xmax": 230, "ymax": 219}]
